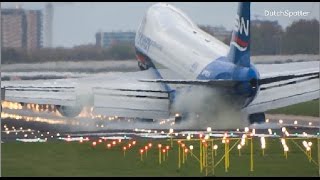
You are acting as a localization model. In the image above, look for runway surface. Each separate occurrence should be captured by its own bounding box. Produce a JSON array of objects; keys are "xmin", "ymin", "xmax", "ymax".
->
[{"xmin": 2, "ymin": 110, "xmax": 319, "ymax": 143}]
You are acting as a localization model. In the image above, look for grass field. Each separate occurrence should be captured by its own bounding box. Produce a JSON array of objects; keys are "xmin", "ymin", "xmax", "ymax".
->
[
  {"xmin": 268, "ymin": 100, "xmax": 319, "ymax": 117},
  {"xmin": 2, "ymin": 138, "xmax": 319, "ymax": 177}
]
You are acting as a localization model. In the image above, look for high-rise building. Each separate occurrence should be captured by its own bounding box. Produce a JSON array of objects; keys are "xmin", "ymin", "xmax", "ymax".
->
[
  {"xmin": 96, "ymin": 31, "xmax": 135, "ymax": 48},
  {"xmin": 1, "ymin": 8, "xmax": 27, "ymax": 48},
  {"xmin": 26, "ymin": 10, "xmax": 42, "ymax": 50},
  {"xmin": 44, "ymin": 3, "xmax": 53, "ymax": 47},
  {"xmin": 1, "ymin": 8, "xmax": 42, "ymax": 50}
]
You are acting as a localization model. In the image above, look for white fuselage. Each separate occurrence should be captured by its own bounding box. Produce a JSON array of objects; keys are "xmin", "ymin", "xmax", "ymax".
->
[{"xmin": 135, "ymin": 3, "xmax": 230, "ymax": 79}]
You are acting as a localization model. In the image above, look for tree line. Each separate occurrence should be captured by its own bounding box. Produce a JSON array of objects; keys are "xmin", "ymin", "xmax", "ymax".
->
[
  {"xmin": 201, "ymin": 19, "xmax": 319, "ymax": 56},
  {"xmin": 2, "ymin": 42, "xmax": 136, "ymax": 64},
  {"xmin": 1, "ymin": 19, "xmax": 318, "ymax": 64}
]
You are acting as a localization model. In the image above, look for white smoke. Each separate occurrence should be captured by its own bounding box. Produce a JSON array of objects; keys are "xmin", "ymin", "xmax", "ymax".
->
[{"xmin": 171, "ymin": 86, "xmax": 249, "ymax": 130}]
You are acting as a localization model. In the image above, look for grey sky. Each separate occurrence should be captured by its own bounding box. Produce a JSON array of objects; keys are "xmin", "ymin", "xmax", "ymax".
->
[{"xmin": 2, "ymin": 2, "xmax": 319, "ymax": 48}]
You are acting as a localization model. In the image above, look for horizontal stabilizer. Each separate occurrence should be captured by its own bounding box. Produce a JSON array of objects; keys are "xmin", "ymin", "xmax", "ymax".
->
[
  {"xmin": 259, "ymin": 71, "xmax": 319, "ymax": 85},
  {"xmin": 139, "ymin": 79, "xmax": 236, "ymax": 87}
]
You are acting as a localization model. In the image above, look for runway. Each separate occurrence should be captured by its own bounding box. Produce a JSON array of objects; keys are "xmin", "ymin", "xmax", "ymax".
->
[{"xmin": 2, "ymin": 109, "xmax": 319, "ymax": 143}]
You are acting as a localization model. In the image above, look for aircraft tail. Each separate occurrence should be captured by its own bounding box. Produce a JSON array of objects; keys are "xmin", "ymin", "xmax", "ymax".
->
[{"xmin": 227, "ymin": 2, "xmax": 250, "ymax": 67}]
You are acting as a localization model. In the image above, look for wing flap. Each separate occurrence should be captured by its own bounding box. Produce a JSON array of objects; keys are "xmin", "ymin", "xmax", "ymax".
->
[
  {"xmin": 139, "ymin": 79, "xmax": 236, "ymax": 87},
  {"xmin": 2, "ymin": 86, "xmax": 77, "ymax": 106},
  {"xmin": 92, "ymin": 87, "xmax": 171, "ymax": 119},
  {"xmin": 245, "ymin": 78, "xmax": 319, "ymax": 114},
  {"xmin": 259, "ymin": 70, "xmax": 319, "ymax": 85}
]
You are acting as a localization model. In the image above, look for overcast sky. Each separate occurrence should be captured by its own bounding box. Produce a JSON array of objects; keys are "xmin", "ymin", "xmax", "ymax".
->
[{"xmin": 2, "ymin": 2, "xmax": 319, "ymax": 48}]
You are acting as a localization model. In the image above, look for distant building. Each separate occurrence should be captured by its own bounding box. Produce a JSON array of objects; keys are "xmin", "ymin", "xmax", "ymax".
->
[
  {"xmin": 1, "ymin": 9, "xmax": 27, "ymax": 48},
  {"xmin": 1, "ymin": 8, "xmax": 43, "ymax": 50},
  {"xmin": 96, "ymin": 31, "xmax": 135, "ymax": 48},
  {"xmin": 44, "ymin": 3, "xmax": 53, "ymax": 48},
  {"xmin": 25, "ymin": 10, "xmax": 42, "ymax": 50}
]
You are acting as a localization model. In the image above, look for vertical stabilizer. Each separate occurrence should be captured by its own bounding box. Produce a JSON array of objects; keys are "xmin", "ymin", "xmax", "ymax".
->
[{"xmin": 227, "ymin": 2, "xmax": 251, "ymax": 67}]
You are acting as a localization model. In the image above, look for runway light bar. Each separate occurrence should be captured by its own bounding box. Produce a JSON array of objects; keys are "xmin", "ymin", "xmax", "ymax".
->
[
  {"xmin": 187, "ymin": 135, "xmax": 191, "ymax": 140},
  {"xmin": 279, "ymin": 119, "xmax": 283, "ymax": 124},
  {"xmin": 213, "ymin": 145, "xmax": 218, "ymax": 150},
  {"xmin": 244, "ymin": 127, "xmax": 249, "ymax": 133},
  {"xmin": 266, "ymin": 119, "xmax": 269, "ymax": 123},
  {"xmin": 261, "ymin": 137, "xmax": 266, "ymax": 149},
  {"xmin": 207, "ymin": 127, "xmax": 212, "ymax": 132},
  {"xmin": 285, "ymin": 131, "xmax": 289, "ymax": 137},
  {"xmin": 169, "ymin": 128, "xmax": 174, "ymax": 134},
  {"xmin": 189, "ymin": 145, "xmax": 193, "ymax": 150},
  {"xmin": 204, "ymin": 135, "xmax": 209, "ymax": 140},
  {"xmin": 237, "ymin": 144, "xmax": 242, "ymax": 149},
  {"xmin": 294, "ymin": 120, "xmax": 297, "ymax": 125}
]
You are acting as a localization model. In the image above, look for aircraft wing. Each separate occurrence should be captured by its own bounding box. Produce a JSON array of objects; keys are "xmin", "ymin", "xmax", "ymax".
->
[
  {"xmin": 2, "ymin": 78, "xmax": 78, "ymax": 106},
  {"xmin": 1, "ymin": 69, "xmax": 177, "ymax": 120},
  {"xmin": 244, "ymin": 61, "xmax": 320, "ymax": 114}
]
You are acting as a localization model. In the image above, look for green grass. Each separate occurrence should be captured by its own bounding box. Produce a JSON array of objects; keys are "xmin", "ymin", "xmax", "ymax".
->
[
  {"xmin": 268, "ymin": 100, "xmax": 319, "ymax": 117},
  {"xmin": 2, "ymin": 138, "xmax": 319, "ymax": 177}
]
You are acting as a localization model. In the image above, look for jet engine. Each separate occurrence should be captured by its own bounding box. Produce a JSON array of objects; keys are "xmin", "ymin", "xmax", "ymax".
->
[{"xmin": 56, "ymin": 105, "xmax": 83, "ymax": 118}]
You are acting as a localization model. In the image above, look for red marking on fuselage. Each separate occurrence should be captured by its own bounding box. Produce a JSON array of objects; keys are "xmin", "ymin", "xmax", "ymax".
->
[{"xmin": 235, "ymin": 35, "xmax": 248, "ymax": 47}]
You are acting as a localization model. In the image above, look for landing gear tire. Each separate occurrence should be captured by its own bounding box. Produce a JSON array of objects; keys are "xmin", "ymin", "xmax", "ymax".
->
[
  {"xmin": 174, "ymin": 116, "xmax": 182, "ymax": 124},
  {"xmin": 248, "ymin": 112, "xmax": 265, "ymax": 124},
  {"xmin": 139, "ymin": 118, "xmax": 154, "ymax": 123}
]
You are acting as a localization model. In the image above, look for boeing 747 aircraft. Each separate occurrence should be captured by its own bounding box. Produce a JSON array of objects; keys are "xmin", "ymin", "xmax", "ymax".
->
[{"xmin": 2, "ymin": 2, "xmax": 319, "ymax": 128}]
